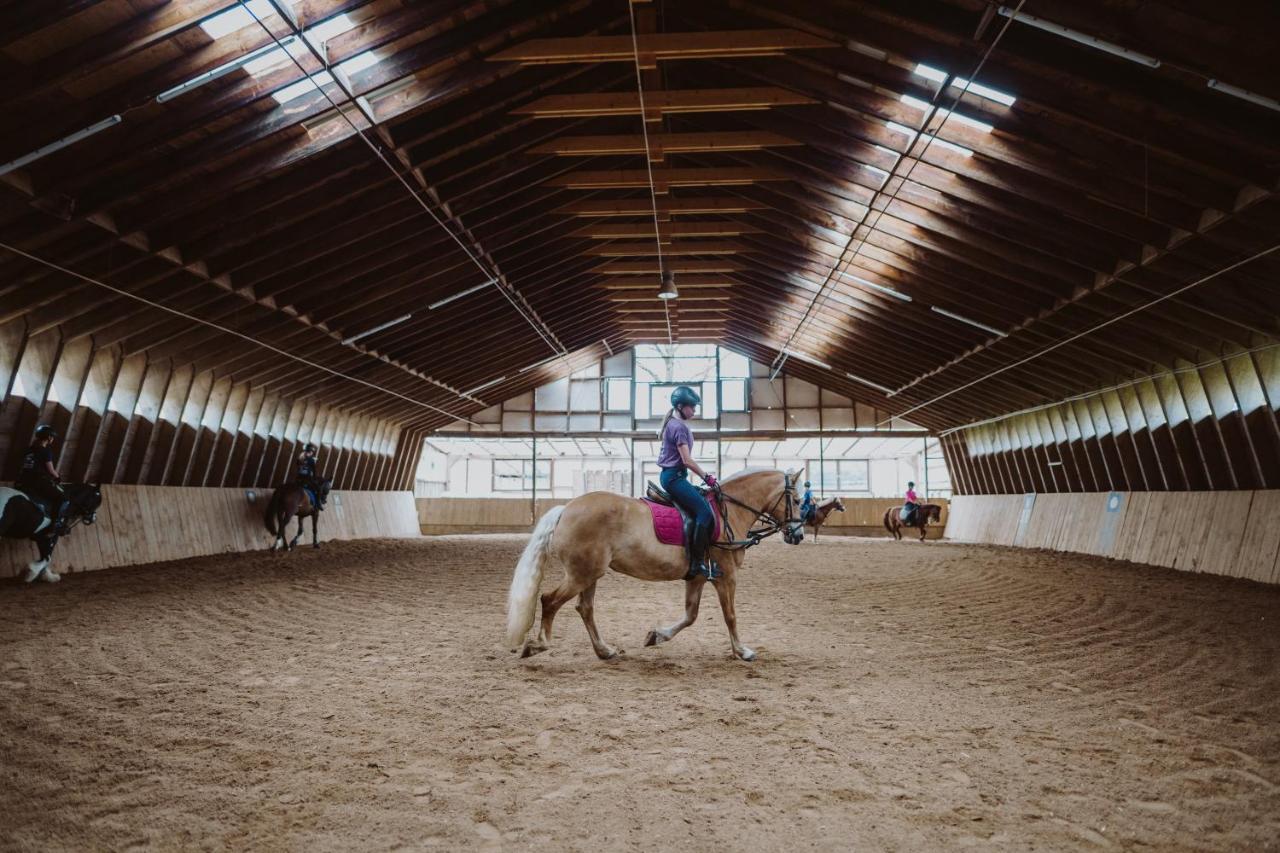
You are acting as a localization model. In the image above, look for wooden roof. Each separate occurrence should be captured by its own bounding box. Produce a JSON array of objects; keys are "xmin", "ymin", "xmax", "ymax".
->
[{"xmin": 2, "ymin": 0, "xmax": 1277, "ymax": 435}]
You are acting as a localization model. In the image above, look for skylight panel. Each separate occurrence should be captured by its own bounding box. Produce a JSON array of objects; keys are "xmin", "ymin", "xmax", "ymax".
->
[
  {"xmin": 951, "ymin": 76, "xmax": 1017, "ymax": 106},
  {"xmin": 336, "ymin": 50, "xmax": 380, "ymax": 76},
  {"xmin": 305, "ymin": 13, "xmax": 356, "ymax": 46},
  {"xmin": 199, "ymin": 0, "xmax": 276, "ymax": 39},
  {"xmin": 884, "ymin": 121, "xmax": 919, "ymax": 139},
  {"xmin": 898, "ymin": 96, "xmax": 995, "ymax": 133},
  {"xmin": 273, "ymin": 71, "xmax": 334, "ymax": 104},
  {"xmin": 913, "ymin": 63, "xmax": 948, "ymax": 83}
]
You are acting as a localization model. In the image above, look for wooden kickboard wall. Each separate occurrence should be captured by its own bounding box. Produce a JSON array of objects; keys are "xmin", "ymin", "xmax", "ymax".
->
[
  {"xmin": 947, "ymin": 491, "xmax": 1280, "ymax": 585},
  {"xmin": 1, "ymin": 486, "xmax": 419, "ymax": 578},
  {"xmin": 417, "ymin": 496, "xmax": 948, "ymax": 538}
]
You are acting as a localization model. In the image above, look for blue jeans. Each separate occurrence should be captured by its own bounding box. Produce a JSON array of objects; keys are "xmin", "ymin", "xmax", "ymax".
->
[{"xmin": 659, "ymin": 466, "xmax": 713, "ymax": 529}]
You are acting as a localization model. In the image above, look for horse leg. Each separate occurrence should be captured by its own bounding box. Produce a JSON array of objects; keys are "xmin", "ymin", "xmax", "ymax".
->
[
  {"xmin": 919, "ymin": 521, "xmax": 927, "ymax": 542},
  {"xmin": 25, "ymin": 534, "xmax": 59, "ymax": 583},
  {"xmin": 312, "ymin": 511, "xmax": 320, "ymax": 549},
  {"xmin": 711, "ymin": 571, "xmax": 755, "ymax": 662},
  {"xmin": 518, "ymin": 578, "xmax": 583, "ymax": 658},
  {"xmin": 289, "ymin": 513, "xmax": 304, "ymax": 550},
  {"xmin": 575, "ymin": 581, "xmax": 620, "ymax": 660},
  {"xmin": 644, "ymin": 576, "xmax": 706, "ymax": 647}
]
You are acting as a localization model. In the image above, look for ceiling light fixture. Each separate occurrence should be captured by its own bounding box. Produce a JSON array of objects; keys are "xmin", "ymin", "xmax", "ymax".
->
[
  {"xmin": 1206, "ymin": 79, "xmax": 1280, "ymax": 114},
  {"xmin": 156, "ymin": 38, "xmax": 297, "ymax": 102},
  {"xmin": 0, "ymin": 115, "xmax": 122, "ymax": 177},
  {"xmin": 997, "ymin": 7, "xmax": 1161, "ymax": 68},
  {"xmin": 845, "ymin": 371, "xmax": 895, "ymax": 395},
  {"xmin": 428, "ymin": 279, "xmax": 496, "ymax": 310},
  {"xmin": 931, "ymin": 306, "xmax": 1008, "ymax": 337},
  {"xmin": 463, "ymin": 376, "xmax": 507, "ymax": 396},
  {"xmin": 784, "ymin": 349, "xmax": 831, "ymax": 370},
  {"xmin": 519, "ymin": 354, "xmax": 560, "ymax": 373},
  {"xmin": 657, "ymin": 269, "xmax": 679, "ymax": 300},
  {"xmin": 340, "ymin": 313, "xmax": 412, "ymax": 345}
]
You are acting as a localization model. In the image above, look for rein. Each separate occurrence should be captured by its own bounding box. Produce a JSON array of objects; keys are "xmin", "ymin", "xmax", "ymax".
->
[{"xmin": 708, "ymin": 476, "xmax": 803, "ymax": 551}]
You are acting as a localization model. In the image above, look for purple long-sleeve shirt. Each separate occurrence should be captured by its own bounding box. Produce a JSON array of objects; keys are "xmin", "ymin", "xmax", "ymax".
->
[{"xmin": 657, "ymin": 416, "xmax": 694, "ymax": 469}]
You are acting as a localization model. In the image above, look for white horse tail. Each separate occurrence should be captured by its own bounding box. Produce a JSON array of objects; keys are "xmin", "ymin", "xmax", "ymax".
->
[{"xmin": 506, "ymin": 505, "xmax": 565, "ymax": 649}]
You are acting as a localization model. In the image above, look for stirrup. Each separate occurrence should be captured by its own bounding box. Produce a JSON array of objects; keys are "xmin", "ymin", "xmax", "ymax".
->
[{"xmin": 684, "ymin": 558, "xmax": 721, "ymax": 581}]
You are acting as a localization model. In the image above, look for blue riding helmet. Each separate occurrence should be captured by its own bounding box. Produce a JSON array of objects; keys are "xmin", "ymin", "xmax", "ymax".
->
[{"xmin": 670, "ymin": 385, "xmax": 701, "ymax": 408}]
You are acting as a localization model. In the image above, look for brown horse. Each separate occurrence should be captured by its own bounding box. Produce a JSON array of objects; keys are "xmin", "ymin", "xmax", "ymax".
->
[
  {"xmin": 264, "ymin": 479, "xmax": 330, "ymax": 551},
  {"xmin": 506, "ymin": 468, "xmax": 804, "ymax": 662},
  {"xmin": 806, "ymin": 496, "xmax": 845, "ymax": 541},
  {"xmin": 883, "ymin": 503, "xmax": 943, "ymax": 541}
]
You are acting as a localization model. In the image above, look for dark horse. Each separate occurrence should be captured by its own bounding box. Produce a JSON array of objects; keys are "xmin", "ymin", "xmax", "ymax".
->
[
  {"xmin": 805, "ymin": 497, "xmax": 846, "ymax": 541},
  {"xmin": 883, "ymin": 503, "xmax": 943, "ymax": 541},
  {"xmin": 264, "ymin": 479, "xmax": 330, "ymax": 551},
  {"xmin": 0, "ymin": 484, "xmax": 102, "ymax": 582}
]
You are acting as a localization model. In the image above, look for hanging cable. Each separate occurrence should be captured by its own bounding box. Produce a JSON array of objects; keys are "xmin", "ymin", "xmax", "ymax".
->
[
  {"xmin": 241, "ymin": 1, "xmax": 571, "ymax": 367},
  {"xmin": 880, "ymin": 241, "xmax": 1280, "ymax": 427},
  {"xmin": 769, "ymin": 0, "xmax": 1029, "ymax": 380},
  {"xmin": 625, "ymin": 0, "xmax": 673, "ymax": 346},
  {"xmin": 0, "ymin": 242, "xmax": 484, "ymax": 427}
]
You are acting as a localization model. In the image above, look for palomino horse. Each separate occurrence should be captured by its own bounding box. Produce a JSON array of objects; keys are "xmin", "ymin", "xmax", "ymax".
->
[
  {"xmin": 264, "ymin": 479, "xmax": 330, "ymax": 551},
  {"xmin": 806, "ymin": 497, "xmax": 845, "ymax": 541},
  {"xmin": 506, "ymin": 469, "xmax": 805, "ymax": 662},
  {"xmin": 0, "ymin": 483, "xmax": 102, "ymax": 582},
  {"xmin": 883, "ymin": 504, "xmax": 943, "ymax": 541}
]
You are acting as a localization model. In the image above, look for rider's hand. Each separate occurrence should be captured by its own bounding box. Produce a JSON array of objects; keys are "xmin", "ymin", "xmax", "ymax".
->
[{"xmin": 704, "ymin": 474, "xmax": 718, "ymax": 489}]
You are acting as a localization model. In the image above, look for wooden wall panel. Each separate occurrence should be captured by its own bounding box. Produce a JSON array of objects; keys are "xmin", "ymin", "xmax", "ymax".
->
[
  {"xmin": 947, "ymin": 491, "xmax": 1280, "ymax": 585},
  {"xmin": 0, "ymin": 487, "xmax": 419, "ymax": 578}
]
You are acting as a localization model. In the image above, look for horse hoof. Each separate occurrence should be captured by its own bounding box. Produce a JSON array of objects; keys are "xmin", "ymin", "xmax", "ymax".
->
[
  {"xmin": 519, "ymin": 642, "xmax": 546, "ymax": 659},
  {"xmin": 598, "ymin": 647, "xmax": 623, "ymax": 660},
  {"xmin": 313, "ymin": 543, "xmax": 321, "ymax": 549},
  {"xmin": 644, "ymin": 630, "xmax": 664, "ymax": 647},
  {"xmin": 738, "ymin": 647, "xmax": 757, "ymax": 662},
  {"xmin": 37, "ymin": 568, "xmax": 60, "ymax": 583}
]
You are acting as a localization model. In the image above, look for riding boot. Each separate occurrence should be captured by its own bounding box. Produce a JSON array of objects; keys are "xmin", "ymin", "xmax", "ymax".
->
[{"xmin": 684, "ymin": 521, "xmax": 718, "ymax": 581}]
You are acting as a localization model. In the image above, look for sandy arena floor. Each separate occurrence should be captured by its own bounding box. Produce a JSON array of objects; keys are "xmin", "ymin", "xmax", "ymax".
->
[{"xmin": 1, "ymin": 534, "xmax": 1278, "ymax": 851}]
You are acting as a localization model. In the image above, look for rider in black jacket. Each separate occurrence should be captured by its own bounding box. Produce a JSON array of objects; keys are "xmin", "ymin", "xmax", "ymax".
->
[{"xmin": 16, "ymin": 425, "xmax": 70, "ymax": 534}]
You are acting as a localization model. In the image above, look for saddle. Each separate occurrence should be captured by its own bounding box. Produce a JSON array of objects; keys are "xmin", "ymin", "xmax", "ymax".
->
[{"xmin": 640, "ymin": 482, "xmax": 720, "ymax": 548}]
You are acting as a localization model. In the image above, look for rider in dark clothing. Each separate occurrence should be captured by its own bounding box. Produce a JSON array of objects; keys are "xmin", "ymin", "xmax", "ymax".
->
[
  {"xmin": 16, "ymin": 425, "xmax": 70, "ymax": 534},
  {"xmin": 296, "ymin": 443, "xmax": 326, "ymax": 510}
]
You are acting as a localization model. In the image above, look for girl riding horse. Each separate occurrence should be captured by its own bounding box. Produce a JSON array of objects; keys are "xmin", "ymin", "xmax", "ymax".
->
[{"xmin": 657, "ymin": 385, "xmax": 718, "ymax": 580}]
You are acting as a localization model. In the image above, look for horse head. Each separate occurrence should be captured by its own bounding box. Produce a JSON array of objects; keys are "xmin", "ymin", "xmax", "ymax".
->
[
  {"xmin": 65, "ymin": 483, "xmax": 102, "ymax": 525},
  {"xmin": 927, "ymin": 504, "xmax": 942, "ymax": 523},
  {"xmin": 833, "ymin": 497, "xmax": 846, "ymax": 513}
]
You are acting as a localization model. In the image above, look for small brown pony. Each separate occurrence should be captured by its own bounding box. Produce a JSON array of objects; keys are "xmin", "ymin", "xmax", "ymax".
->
[
  {"xmin": 883, "ymin": 503, "xmax": 942, "ymax": 541},
  {"xmin": 506, "ymin": 469, "xmax": 804, "ymax": 662},
  {"xmin": 264, "ymin": 479, "xmax": 330, "ymax": 551},
  {"xmin": 806, "ymin": 497, "xmax": 845, "ymax": 541}
]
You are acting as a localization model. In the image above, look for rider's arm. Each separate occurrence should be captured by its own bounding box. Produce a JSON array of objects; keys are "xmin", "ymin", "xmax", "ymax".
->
[
  {"xmin": 44, "ymin": 459, "xmax": 59, "ymax": 480},
  {"xmin": 676, "ymin": 443, "xmax": 709, "ymax": 481}
]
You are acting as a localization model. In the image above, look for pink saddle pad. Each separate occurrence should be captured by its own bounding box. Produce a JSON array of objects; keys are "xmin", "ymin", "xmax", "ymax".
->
[{"xmin": 640, "ymin": 496, "xmax": 721, "ymax": 546}]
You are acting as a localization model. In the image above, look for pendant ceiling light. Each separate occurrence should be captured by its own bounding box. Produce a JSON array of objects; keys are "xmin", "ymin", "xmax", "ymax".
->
[{"xmin": 657, "ymin": 269, "xmax": 678, "ymax": 300}]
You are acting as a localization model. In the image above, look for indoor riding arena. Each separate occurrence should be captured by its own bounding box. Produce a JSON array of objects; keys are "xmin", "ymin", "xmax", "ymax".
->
[{"xmin": 0, "ymin": 1, "xmax": 1277, "ymax": 850}]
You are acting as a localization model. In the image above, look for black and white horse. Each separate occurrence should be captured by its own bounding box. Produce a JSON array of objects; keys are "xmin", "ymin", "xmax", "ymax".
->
[{"xmin": 0, "ymin": 484, "xmax": 102, "ymax": 583}]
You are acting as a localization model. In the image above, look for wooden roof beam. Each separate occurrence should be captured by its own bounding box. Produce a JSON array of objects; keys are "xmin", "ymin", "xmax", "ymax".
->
[
  {"xmin": 514, "ymin": 87, "xmax": 816, "ymax": 120},
  {"xmin": 573, "ymin": 221, "xmax": 762, "ymax": 239},
  {"xmin": 544, "ymin": 167, "xmax": 787, "ymax": 192},
  {"xmin": 489, "ymin": 29, "xmax": 836, "ymax": 66},
  {"xmin": 596, "ymin": 260, "xmax": 742, "ymax": 274},
  {"xmin": 555, "ymin": 197, "xmax": 768, "ymax": 216},
  {"xmin": 526, "ymin": 130, "xmax": 800, "ymax": 161},
  {"xmin": 584, "ymin": 240, "xmax": 748, "ymax": 256}
]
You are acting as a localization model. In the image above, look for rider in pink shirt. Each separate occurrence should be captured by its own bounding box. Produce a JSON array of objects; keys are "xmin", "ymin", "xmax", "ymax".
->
[{"xmin": 903, "ymin": 481, "xmax": 920, "ymax": 526}]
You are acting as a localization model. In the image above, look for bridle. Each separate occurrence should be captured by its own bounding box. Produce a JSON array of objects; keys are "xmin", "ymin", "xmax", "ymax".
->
[{"xmin": 709, "ymin": 473, "xmax": 805, "ymax": 551}]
